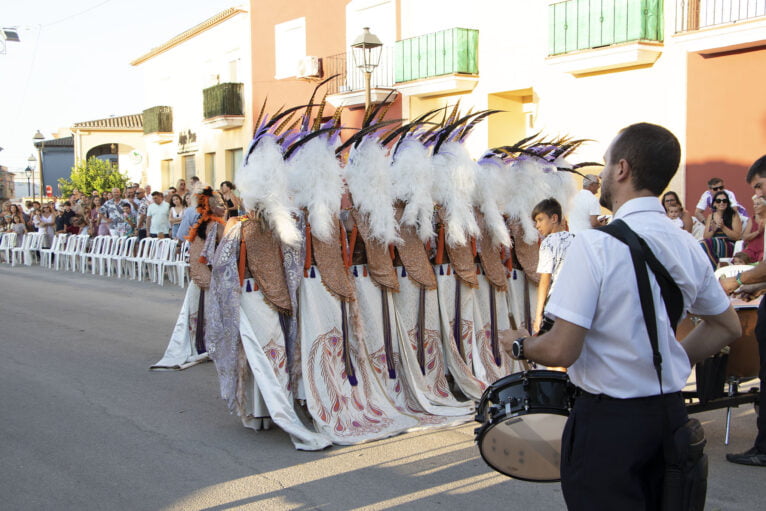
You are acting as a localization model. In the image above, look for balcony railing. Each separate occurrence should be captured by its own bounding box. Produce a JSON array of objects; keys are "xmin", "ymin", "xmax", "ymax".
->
[
  {"xmin": 323, "ymin": 48, "xmax": 395, "ymax": 95},
  {"xmin": 143, "ymin": 106, "xmax": 173, "ymax": 134},
  {"xmin": 548, "ymin": 0, "xmax": 664, "ymax": 56},
  {"xmin": 394, "ymin": 28, "xmax": 479, "ymax": 83},
  {"xmin": 203, "ymin": 82, "xmax": 244, "ymax": 119},
  {"xmin": 676, "ymin": 0, "xmax": 766, "ymax": 32}
]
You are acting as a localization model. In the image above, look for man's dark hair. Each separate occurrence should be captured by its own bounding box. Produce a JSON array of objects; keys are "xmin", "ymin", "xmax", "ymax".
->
[
  {"xmin": 531, "ymin": 197, "xmax": 562, "ymax": 222},
  {"xmin": 707, "ymin": 177, "xmax": 723, "ymax": 187},
  {"xmin": 151, "ymin": 191, "xmax": 163, "ymax": 197},
  {"xmin": 63, "ymin": 201, "xmax": 71, "ymax": 207},
  {"xmin": 609, "ymin": 123, "xmax": 681, "ymax": 195},
  {"xmin": 746, "ymin": 155, "xmax": 766, "ymax": 184}
]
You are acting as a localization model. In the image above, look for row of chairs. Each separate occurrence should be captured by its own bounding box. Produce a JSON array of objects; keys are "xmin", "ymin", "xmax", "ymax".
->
[{"xmin": 0, "ymin": 232, "xmax": 190, "ymax": 287}]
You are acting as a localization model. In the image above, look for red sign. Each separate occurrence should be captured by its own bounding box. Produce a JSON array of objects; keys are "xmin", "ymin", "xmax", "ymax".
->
[{"xmin": 46, "ymin": 185, "xmax": 53, "ymax": 197}]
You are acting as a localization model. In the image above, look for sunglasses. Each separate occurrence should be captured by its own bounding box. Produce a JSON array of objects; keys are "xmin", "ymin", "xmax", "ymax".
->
[
  {"xmin": 711, "ymin": 186, "xmax": 724, "ymax": 191},
  {"xmin": 714, "ymin": 198, "xmax": 729, "ymax": 204}
]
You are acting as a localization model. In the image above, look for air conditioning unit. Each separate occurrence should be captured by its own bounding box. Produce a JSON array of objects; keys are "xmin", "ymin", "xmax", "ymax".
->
[{"xmin": 297, "ymin": 56, "xmax": 322, "ymax": 79}]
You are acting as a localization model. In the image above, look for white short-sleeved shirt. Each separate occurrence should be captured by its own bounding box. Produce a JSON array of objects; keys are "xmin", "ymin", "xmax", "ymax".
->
[
  {"xmin": 536, "ymin": 231, "xmax": 575, "ymax": 296},
  {"xmin": 147, "ymin": 201, "xmax": 170, "ymax": 235},
  {"xmin": 568, "ymin": 189, "xmax": 601, "ymax": 234},
  {"xmin": 545, "ymin": 197, "xmax": 730, "ymax": 398}
]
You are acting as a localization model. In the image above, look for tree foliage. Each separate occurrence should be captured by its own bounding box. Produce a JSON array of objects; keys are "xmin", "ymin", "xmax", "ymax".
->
[{"xmin": 58, "ymin": 157, "xmax": 130, "ymax": 197}]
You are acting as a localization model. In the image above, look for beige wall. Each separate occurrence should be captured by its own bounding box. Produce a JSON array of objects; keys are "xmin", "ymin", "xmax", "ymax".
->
[{"xmin": 72, "ymin": 129, "xmax": 147, "ymax": 184}]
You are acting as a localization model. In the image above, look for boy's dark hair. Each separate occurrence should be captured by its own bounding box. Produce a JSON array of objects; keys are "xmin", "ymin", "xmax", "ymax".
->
[
  {"xmin": 732, "ymin": 251, "xmax": 751, "ymax": 264},
  {"xmin": 746, "ymin": 155, "xmax": 766, "ymax": 184},
  {"xmin": 63, "ymin": 201, "xmax": 71, "ymax": 207},
  {"xmin": 531, "ymin": 198, "xmax": 562, "ymax": 221},
  {"xmin": 707, "ymin": 177, "xmax": 723, "ymax": 187},
  {"xmin": 609, "ymin": 122, "xmax": 681, "ymax": 195},
  {"xmin": 151, "ymin": 191, "xmax": 163, "ymax": 197}
]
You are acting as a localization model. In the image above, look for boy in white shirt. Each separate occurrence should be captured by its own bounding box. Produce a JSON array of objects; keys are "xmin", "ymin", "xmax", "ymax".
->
[{"xmin": 532, "ymin": 198, "xmax": 575, "ymax": 333}]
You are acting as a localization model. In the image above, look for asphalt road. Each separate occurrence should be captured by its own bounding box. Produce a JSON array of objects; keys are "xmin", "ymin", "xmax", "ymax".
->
[{"xmin": 1, "ymin": 263, "xmax": 764, "ymax": 510}]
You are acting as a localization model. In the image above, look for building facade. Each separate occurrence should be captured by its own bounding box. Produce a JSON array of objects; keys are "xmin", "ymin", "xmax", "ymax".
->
[
  {"xmin": 249, "ymin": 0, "xmax": 766, "ymax": 208},
  {"xmin": 70, "ymin": 115, "xmax": 146, "ymax": 186},
  {"xmin": 131, "ymin": 6, "xmax": 254, "ymax": 191}
]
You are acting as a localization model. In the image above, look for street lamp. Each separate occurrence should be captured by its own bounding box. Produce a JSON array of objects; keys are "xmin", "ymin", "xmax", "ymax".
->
[
  {"xmin": 33, "ymin": 130, "xmax": 44, "ymax": 201},
  {"xmin": 27, "ymin": 153, "xmax": 37, "ymax": 201},
  {"xmin": 24, "ymin": 166, "xmax": 32, "ymax": 199},
  {"xmin": 351, "ymin": 27, "xmax": 383, "ymax": 111}
]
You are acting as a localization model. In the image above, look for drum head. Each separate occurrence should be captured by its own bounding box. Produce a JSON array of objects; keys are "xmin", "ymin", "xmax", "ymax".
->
[{"xmin": 478, "ymin": 412, "xmax": 566, "ymax": 482}]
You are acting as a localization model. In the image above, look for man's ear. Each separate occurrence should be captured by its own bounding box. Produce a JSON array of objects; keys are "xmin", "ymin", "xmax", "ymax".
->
[{"xmin": 615, "ymin": 158, "xmax": 631, "ymax": 183}]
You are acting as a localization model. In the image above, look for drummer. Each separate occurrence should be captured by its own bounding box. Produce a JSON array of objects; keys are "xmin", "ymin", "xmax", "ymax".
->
[
  {"xmin": 509, "ymin": 123, "xmax": 740, "ymax": 509},
  {"xmin": 719, "ymin": 153, "xmax": 766, "ymax": 467}
]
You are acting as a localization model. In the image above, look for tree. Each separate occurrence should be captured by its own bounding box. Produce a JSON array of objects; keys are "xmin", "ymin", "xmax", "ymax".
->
[{"xmin": 58, "ymin": 157, "xmax": 130, "ymax": 197}]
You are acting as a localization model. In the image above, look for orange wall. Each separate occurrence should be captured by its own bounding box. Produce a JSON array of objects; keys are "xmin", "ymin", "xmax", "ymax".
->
[
  {"xmin": 686, "ymin": 44, "xmax": 766, "ymax": 214},
  {"xmin": 249, "ymin": 0, "xmax": 400, "ymax": 134}
]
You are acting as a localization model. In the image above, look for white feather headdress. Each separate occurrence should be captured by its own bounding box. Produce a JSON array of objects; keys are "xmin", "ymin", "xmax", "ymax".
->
[
  {"xmin": 389, "ymin": 138, "xmax": 435, "ymax": 242},
  {"xmin": 236, "ymin": 136, "xmax": 302, "ymax": 248},
  {"xmin": 475, "ymin": 156, "xmax": 512, "ymax": 247},
  {"xmin": 432, "ymin": 141, "xmax": 480, "ymax": 247},
  {"xmin": 345, "ymin": 137, "xmax": 401, "ymax": 245}
]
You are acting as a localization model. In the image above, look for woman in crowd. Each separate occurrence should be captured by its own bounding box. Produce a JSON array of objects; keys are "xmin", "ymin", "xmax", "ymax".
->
[
  {"xmin": 168, "ymin": 193, "xmax": 186, "ymax": 239},
  {"xmin": 700, "ymin": 190, "xmax": 742, "ymax": 268},
  {"xmin": 92, "ymin": 197, "xmax": 110, "ymax": 236},
  {"xmin": 220, "ymin": 181, "xmax": 240, "ymax": 219},
  {"xmin": 1, "ymin": 202, "xmax": 12, "ymax": 224},
  {"xmin": 660, "ymin": 191, "xmax": 693, "ymax": 233},
  {"xmin": 742, "ymin": 214, "xmax": 764, "ymax": 263},
  {"xmin": 37, "ymin": 205, "xmax": 56, "ymax": 248},
  {"xmin": 9, "ymin": 215, "xmax": 27, "ymax": 245}
]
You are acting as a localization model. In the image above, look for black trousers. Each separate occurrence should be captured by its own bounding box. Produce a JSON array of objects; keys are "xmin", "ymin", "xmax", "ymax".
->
[
  {"xmin": 753, "ymin": 298, "xmax": 766, "ymax": 453},
  {"xmin": 561, "ymin": 391, "xmax": 687, "ymax": 511}
]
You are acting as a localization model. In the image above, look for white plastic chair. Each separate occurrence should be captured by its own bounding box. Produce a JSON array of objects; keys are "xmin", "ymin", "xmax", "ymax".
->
[
  {"xmin": 56, "ymin": 235, "xmax": 82, "ymax": 272},
  {"xmin": 0, "ymin": 232, "xmax": 18, "ymax": 263},
  {"xmin": 40, "ymin": 233, "xmax": 67, "ymax": 269},
  {"xmin": 82, "ymin": 235, "xmax": 107, "ymax": 274},
  {"xmin": 109, "ymin": 236, "xmax": 137, "ymax": 278},
  {"xmin": 69, "ymin": 234, "xmax": 91, "ymax": 272},
  {"xmin": 718, "ymin": 240, "xmax": 746, "ymax": 266},
  {"xmin": 155, "ymin": 239, "xmax": 184, "ymax": 286},
  {"xmin": 12, "ymin": 232, "xmax": 43, "ymax": 266},
  {"xmin": 95, "ymin": 236, "xmax": 121, "ymax": 276},
  {"xmin": 161, "ymin": 240, "xmax": 191, "ymax": 287},
  {"xmin": 126, "ymin": 237, "xmax": 157, "ymax": 280},
  {"xmin": 145, "ymin": 238, "xmax": 178, "ymax": 284}
]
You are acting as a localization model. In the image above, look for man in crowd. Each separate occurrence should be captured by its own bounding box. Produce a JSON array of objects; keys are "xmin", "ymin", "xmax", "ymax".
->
[
  {"xmin": 568, "ymin": 174, "xmax": 603, "ymax": 234},
  {"xmin": 510, "ymin": 123, "xmax": 740, "ymax": 508},
  {"xmin": 146, "ymin": 191, "xmax": 170, "ymax": 238},
  {"xmin": 55, "ymin": 201, "xmax": 76, "ymax": 233},
  {"xmin": 99, "ymin": 187, "xmax": 132, "ymax": 236},
  {"xmin": 694, "ymin": 177, "xmax": 746, "ymax": 222},
  {"xmin": 719, "ymin": 154, "xmax": 766, "ymax": 467}
]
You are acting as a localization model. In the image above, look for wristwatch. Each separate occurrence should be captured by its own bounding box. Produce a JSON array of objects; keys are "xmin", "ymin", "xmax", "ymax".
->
[{"xmin": 512, "ymin": 337, "xmax": 527, "ymax": 360}]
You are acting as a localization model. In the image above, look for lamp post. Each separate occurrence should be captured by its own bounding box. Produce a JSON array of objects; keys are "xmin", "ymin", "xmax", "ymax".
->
[
  {"xmin": 27, "ymin": 154, "xmax": 37, "ymax": 201},
  {"xmin": 351, "ymin": 27, "xmax": 383, "ymax": 112},
  {"xmin": 24, "ymin": 166, "xmax": 32, "ymax": 199},
  {"xmin": 33, "ymin": 130, "xmax": 44, "ymax": 200}
]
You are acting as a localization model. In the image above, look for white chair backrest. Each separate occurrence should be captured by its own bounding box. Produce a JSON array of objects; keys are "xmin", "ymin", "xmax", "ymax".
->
[
  {"xmin": 110, "ymin": 237, "xmax": 125, "ymax": 256},
  {"xmin": 76, "ymin": 234, "xmax": 91, "ymax": 253},
  {"xmin": 63, "ymin": 236, "xmax": 78, "ymax": 253},
  {"xmin": 145, "ymin": 238, "xmax": 161, "ymax": 259},
  {"xmin": 714, "ymin": 264, "xmax": 755, "ymax": 280},
  {"xmin": 121, "ymin": 237, "xmax": 137, "ymax": 256},
  {"xmin": 89, "ymin": 235, "xmax": 106, "ymax": 255},
  {"xmin": 1, "ymin": 232, "xmax": 17, "ymax": 249},
  {"xmin": 29, "ymin": 232, "xmax": 45, "ymax": 250}
]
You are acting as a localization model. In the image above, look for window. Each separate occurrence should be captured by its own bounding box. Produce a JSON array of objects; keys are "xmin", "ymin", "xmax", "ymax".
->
[
  {"xmin": 161, "ymin": 159, "xmax": 173, "ymax": 190},
  {"xmin": 274, "ymin": 17, "xmax": 306, "ymax": 79},
  {"xmin": 204, "ymin": 152, "xmax": 215, "ymax": 185},
  {"xmin": 183, "ymin": 155, "xmax": 196, "ymax": 181},
  {"xmin": 225, "ymin": 148, "xmax": 243, "ymax": 184}
]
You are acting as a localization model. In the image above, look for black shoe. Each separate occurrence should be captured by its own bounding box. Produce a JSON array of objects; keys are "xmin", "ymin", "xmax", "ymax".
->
[{"xmin": 726, "ymin": 447, "xmax": 766, "ymax": 467}]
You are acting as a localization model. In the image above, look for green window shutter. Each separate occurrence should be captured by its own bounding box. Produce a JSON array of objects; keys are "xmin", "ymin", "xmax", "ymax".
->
[
  {"xmin": 466, "ymin": 29, "xmax": 478, "ymax": 74},
  {"xmin": 430, "ymin": 31, "xmax": 441, "ymax": 78},
  {"xmin": 589, "ymin": 0, "xmax": 603, "ymax": 48},
  {"xmin": 613, "ymin": 0, "xmax": 628, "ymax": 43},
  {"xmin": 644, "ymin": 0, "xmax": 663, "ymax": 41},
  {"xmin": 626, "ymin": 0, "xmax": 644, "ymax": 40},
  {"xmin": 552, "ymin": 2, "xmax": 568, "ymax": 55},
  {"xmin": 577, "ymin": 0, "xmax": 591, "ymax": 50},
  {"xmin": 394, "ymin": 41, "xmax": 404, "ymax": 83},
  {"xmin": 565, "ymin": 1, "xmax": 578, "ymax": 53}
]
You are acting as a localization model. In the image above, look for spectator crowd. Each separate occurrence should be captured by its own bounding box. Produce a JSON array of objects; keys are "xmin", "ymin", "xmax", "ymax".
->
[{"xmin": 0, "ymin": 177, "xmax": 242, "ymax": 250}]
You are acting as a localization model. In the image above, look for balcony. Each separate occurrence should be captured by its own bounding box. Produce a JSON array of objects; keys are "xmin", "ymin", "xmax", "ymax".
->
[
  {"xmin": 324, "ymin": 49, "xmax": 396, "ymax": 108},
  {"xmin": 202, "ymin": 82, "xmax": 245, "ymax": 129},
  {"xmin": 394, "ymin": 27, "xmax": 479, "ymax": 97},
  {"xmin": 676, "ymin": 0, "xmax": 766, "ymax": 32},
  {"xmin": 143, "ymin": 106, "xmax": 173, "ymax": 144},
  {"xmin": 547, "ymin": 0, "xmax": 664, "ymax": 75}
]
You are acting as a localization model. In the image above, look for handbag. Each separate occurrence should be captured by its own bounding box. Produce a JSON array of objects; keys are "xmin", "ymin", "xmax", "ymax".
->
[{"xmin": 599, "ymin": 220, "xmax": 707, "ymax": 511}]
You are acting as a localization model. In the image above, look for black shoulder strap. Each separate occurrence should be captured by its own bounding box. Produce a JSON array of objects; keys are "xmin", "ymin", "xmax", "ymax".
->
[{"xmin": 598, "ymin": 219, "xmax": 684, "ymax": 392}]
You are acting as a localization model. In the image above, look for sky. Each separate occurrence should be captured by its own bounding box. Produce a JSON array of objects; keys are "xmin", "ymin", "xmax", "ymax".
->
[{"xmin": 0, "ymin": 0, "xmax": 239, "ymax": 174}]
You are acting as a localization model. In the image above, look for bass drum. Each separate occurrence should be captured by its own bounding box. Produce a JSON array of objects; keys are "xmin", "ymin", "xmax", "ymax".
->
[{"xmin": 475, "ymin": 370, "xmax": 574, "ymax": 482}]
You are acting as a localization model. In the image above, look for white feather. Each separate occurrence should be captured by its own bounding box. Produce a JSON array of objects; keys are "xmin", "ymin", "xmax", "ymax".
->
[
  {"xmin": 344, "ymin": 138, "xmax": 401, "ymax": 245},
  {"xmin": 389, "ymin": 138, "xmax": 436, "ymax": 241},
  {"xmin": 235, "ymin": 136, "xmax": 302, "ymax": 248},
  {"xmin": 432, "ymin": 141, "xmax": 480, "ymax": 247},
  {"xmin": 286, "ymin": 135, "xmax": 344, "ymax": 243},
  {"xmin": 475, "ymin": 157, "xmax": 512, "ymax": 247}
]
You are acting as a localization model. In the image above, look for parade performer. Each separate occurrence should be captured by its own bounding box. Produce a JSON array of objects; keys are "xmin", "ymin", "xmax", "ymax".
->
[
  {"xmin": 286, "ymin": 101, "xmax": 419, "ymax": 444},
  {"xmin": 343, "ymin": 106, "xmax": 473, "ymax": 423},
  {"xmin": 195, "ymin": 101, "xmax": 332, "ymax": 450},
  {"xmin": 150, "ymin": 186, "xmax": 222, "ymax": 370}
]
